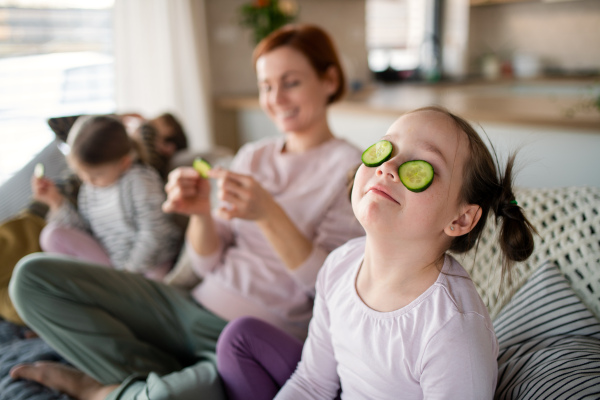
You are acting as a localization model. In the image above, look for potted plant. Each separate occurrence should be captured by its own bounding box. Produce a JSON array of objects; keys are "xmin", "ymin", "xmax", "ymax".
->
[{"xmin": 239, "ymin": 0, "xmax": 298, "ymax": 44}]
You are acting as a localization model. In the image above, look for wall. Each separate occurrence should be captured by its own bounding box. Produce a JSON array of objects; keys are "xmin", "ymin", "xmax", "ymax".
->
[
  {"xmin": 467, "ymin": 0, "xmax": 600, "ymax": 75},
  {"xmin": 206, "ymin": 0, "xmax": 600, "ymax": 90},
  {"xmin": 204, "ymin": 0, "xmax": 369, "ymax": 97}
]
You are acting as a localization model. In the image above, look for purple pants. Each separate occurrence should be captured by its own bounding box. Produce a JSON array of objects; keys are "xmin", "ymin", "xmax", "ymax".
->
[{"xmin": 216, "ymin": 317, "xmax": 303, "ymax": 400}]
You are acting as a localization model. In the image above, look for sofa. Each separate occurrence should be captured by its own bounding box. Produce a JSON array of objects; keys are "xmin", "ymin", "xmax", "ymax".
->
[
  {"xmin": 1, "ymin": 167, "xmax": 599, "ymax": 398},
  {"xmin": 453, "ymin": 186, "xmax": 600, "ymax": 399}
]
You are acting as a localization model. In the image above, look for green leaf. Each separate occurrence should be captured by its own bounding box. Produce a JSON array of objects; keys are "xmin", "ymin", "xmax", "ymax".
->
[{"xmin": 238, "ymin": 0, "xmax": 298, "ymax": 44}]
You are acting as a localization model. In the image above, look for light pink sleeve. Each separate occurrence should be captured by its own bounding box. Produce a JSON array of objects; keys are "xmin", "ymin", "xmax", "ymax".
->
[
  {"xmin": 419, "ymin": 313, "xmax": 498, "ymax": 400},
  {"xmin": 275, "ymin": 262, "xmax": 341, "ymax": 400},
  {"xmin": 184, "ymin": 145, "xmax": 253, "ymax": 277},
  {"xmin": 290, "ymin": 190, "xmax": 364, "ymax": 295},
  {"xmin": 184, "ymin": 215, "xmax": 233, "ymax": 278}
]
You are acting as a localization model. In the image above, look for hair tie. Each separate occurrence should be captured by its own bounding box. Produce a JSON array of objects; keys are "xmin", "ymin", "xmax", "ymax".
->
[{"xmin": 509, "ymin": 200, "xmax": 518, "ymax": 205}]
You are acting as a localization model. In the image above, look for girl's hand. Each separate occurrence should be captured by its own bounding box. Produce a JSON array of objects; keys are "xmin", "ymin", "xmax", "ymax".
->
[
  {"xmin": 31, "ymin": 176, "xmax": 63, "ymax": 210},
  {"xmin": 162, "ymin": 167, "xmax": 212, "ymax": 216},
  {"xmin": 211, "ymin": 167, "xmax": 276, "ymax": 221}
]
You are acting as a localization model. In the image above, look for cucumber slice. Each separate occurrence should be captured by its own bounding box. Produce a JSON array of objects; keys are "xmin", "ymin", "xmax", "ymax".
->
[
  {"xmin": 34, "ymin": 163, "xmax": 45, "ymax": 178},
  {"xmin": 361, "ymin": 140, "xmax": 393, "ymax": 167},
  {"xmin": 193, "ymin": 157, "xmax": 212, "ymax": 178},
  {"xmin": 399, "ymin": 160, "xmax": 434, "ymax": 192}
]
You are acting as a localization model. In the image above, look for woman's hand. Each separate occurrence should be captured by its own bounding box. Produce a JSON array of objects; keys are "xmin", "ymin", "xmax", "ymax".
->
[
  {"xmin": 31, "ymin": 176, "xmax": 63, "ymax": 211},
  {"xmin": 162, "ymin": 167, "xmax": 212, "ymax": 216},
  {"xmin": 211, "ymin": 167, "xmax": 313, "ymax": 270},
  {"xmin": 210, "ymin": 168, "xmax": 277, "ymax": 221}
]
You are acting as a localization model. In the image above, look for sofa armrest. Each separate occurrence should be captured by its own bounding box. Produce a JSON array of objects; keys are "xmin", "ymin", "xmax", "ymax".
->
[{"xmin": 0, "ymin": 139, "xmax": 70, "ymax": 224}]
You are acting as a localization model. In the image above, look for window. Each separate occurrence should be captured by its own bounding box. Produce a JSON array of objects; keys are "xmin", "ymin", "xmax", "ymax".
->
[
  {"xmin": 366, "ymin": 0, "xmax": 440, "ymax": 82},
  {"xmin": 0, "ymin": 0, "xmax": 115, "ymax": 184}
]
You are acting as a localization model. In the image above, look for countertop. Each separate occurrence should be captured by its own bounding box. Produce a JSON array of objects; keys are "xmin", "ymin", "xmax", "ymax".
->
[{"xmin": 216, "ymin": 78, "xmax": 600, "ymax": 133}]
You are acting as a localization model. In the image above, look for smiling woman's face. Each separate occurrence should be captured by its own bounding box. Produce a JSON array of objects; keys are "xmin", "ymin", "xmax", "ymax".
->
[
  {"xmin": 351, "ymin": 110, "xmax": 471, "ymax": 242},
  {"xmin": 255, "ymin": 46, "xmax": 336, "ymax": 136}
]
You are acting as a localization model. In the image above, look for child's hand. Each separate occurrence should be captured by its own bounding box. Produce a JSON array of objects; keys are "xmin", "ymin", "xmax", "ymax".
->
[
  {"xmin": 162, "ymin": 167, "xmax": 212, "ymax": 216},
  {"xmin": 210, "ymin": 168, "xmax": 276, "ymax": 221},
  {"xmin": 31, "ymin": 175, "xmax": 63, "ymax": 210}
]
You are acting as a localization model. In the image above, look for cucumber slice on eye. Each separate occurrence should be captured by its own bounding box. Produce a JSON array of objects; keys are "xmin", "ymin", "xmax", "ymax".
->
[
  {"xmin": 399, "ymin": 160, "xmax": 434, "ymax": 192},
  {"xmin": 193, "ymin": 157, "xmax": 212, "ymax": 178},
  {"xmin": 361, "ymin": 140, "xmax": 393, "ymax": 167}
]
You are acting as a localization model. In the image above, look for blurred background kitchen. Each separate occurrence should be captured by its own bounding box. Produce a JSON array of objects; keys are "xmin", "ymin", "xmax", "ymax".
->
[{"xmin": 1, "ymin": 0, "xmax": 599, "ymax": 189}]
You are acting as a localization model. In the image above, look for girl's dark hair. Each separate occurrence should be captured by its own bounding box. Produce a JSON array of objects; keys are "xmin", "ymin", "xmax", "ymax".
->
[
  {"xmin": 410, "ymin": 106, "xmax": 537, "ymax": 283},
  {"xmin": 253, "ymin": 24, "xmax": 346, "ymax": 104},
  {"xmin": 153, "ymin": 112, "xmax": 188, "ymax": 151},
  {"xmin": 70, "ymin": 115, "xmax": 138, "ymax": 165}
]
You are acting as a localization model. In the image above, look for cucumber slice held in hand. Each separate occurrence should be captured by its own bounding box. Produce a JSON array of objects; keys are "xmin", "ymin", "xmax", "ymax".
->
[
  {"xmin": 362, "ymin": 140, "xmax": 393, "ymax": 167},
  {"xmin": 34, "ymin": 163, "xmax": 45, "ymax": 178},
  {"xmin": 193, "ymin": 157, "xmax": 212, "ymax": 178},
  {"xmin": 399, "ymin": 160, "xmax": 434, "ymax": 192}
]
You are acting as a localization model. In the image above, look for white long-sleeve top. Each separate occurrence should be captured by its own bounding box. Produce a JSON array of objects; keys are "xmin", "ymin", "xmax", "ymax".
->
[
  {"xmin": 276, "ymin": 236, "xmax": 499, "ymax": 400},
  {"xmin": 187, "ymin": 137, "xmax": 365, "ymax": 340},
  {"xmin": 48, "ymin": 163, "xmax": 182, "ymax": 273}
]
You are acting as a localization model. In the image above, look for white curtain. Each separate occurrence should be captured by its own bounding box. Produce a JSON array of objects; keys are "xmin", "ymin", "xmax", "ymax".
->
[{"xmin": 114, "ymin": 0, "xmax": 213, "ymax": 150}]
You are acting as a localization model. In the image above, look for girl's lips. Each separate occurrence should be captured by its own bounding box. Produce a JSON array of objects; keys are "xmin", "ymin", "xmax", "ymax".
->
[{"xmin": 367, "ymin": 186, "xmax": 399, "ymax": 204}]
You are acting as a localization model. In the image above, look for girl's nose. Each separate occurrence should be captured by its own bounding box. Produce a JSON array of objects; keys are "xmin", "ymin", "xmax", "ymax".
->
[{"xmin": 376, "ymin": 160, "xmax": 399, "ymax": 181}]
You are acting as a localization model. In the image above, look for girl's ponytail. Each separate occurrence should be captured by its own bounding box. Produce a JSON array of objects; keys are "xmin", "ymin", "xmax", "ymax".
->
[{"xmin": 493, "ymin": 154, "xmax": 537, "ymax": 282}]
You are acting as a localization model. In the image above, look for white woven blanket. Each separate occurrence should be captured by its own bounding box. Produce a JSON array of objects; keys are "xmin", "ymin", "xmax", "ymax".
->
[{"xmin": 452, "ymin": 186, "xmax": 600, "ymax": 320}]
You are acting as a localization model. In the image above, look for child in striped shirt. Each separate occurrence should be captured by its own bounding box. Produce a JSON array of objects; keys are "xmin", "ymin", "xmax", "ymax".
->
[{"xmin": 31, "ymin": 115, "xmax": 182, "ymax": 280}]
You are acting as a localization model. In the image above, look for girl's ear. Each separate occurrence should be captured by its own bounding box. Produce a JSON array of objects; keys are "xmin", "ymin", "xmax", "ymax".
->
[
  {"xmin": 445, "ymin": 204, "xmax": 482, "ymax": 237},
  {"xmin": 119, "ymin": 154, "xmax": 134, "ymax": 172},
  {"xmin": 323, "ymin": 65, "xmax": 339, "ymax": 97}
]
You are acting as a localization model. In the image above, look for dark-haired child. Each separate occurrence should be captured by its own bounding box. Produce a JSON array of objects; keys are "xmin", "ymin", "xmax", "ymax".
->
[
  {"xmin": 31, "ymin": 115, "xmax": 182, "ymax": 280},
  {"xmin": 216, "ymin": 106, "xmax": 537, "ymax": 400}
]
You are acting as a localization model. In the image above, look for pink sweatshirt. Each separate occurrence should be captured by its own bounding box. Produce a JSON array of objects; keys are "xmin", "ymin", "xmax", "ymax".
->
[
  {"xmin": 187, "ymin": 137, "xmax": 365, "ymax": 340},
  {"xmin": 277, "ymin": 236, "xmax": 499, "ymax": 399}
]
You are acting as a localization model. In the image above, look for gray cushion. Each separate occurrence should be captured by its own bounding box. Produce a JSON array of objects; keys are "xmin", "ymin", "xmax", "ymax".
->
[
  {"xmin": 493, "ymin": 260, "xmax": 600, "ymax": 400},
  {"xmin": 0, "ymin": 139, "xmax": 69, "ymax": 224}
]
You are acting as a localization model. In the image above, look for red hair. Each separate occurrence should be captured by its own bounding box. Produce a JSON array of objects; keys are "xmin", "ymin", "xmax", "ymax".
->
[{"xmin": 253, "ymin": 24, "xmax": 346, "ymax": 104}]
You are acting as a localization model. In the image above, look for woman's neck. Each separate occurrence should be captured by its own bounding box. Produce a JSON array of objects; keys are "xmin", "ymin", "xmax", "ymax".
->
[
  {"xmin": 283, "ymin": 119, "xmax": 334, "ymax": 154},
  {"xmin": 356, "ymin": 235, "xmax": 446, "ymax": 312}
]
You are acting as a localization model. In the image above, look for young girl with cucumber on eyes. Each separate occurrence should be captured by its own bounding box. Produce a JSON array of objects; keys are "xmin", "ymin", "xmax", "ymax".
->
[{"xmin": 216, "ymin": 106, "xmax": 537, "ymax": 400}]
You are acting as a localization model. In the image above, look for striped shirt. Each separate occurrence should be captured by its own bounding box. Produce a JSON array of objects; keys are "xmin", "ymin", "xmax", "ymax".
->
[{"xmin": 48, "ymin": 163, "xmax": 182, "ymax": 273}]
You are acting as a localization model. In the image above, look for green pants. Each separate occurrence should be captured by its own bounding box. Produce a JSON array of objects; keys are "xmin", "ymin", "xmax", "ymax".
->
[{"xmin": 9, "ymin": 253, "xmax": 229, "ymax": 400}]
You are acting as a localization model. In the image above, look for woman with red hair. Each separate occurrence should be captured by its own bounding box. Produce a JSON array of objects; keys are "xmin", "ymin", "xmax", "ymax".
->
[{"xmin": 9, "ymin": 24, "xmax": 364, "ymax": 400}]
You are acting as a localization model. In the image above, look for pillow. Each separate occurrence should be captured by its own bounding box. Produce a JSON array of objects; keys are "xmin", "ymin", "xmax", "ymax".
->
[
  {"xmin": 0, "ymin": 212, "xmax": 46, "ymax": 325},
  {"xmin": 46, "ymin": 115, "xmax": 81, "ymax": 143},
  {"xmin": 493, "ymin": 260, "xmax": 600, "ymax": 400}
]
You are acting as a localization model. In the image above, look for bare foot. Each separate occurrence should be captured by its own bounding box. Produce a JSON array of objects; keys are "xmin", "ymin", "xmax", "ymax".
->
[
  {"xmin": 10, "ymin": 362, "xmax": 118, "ymax": 400},
  {"xmin": 23, "ymin": 329, "xmax": 38, "ymax": 339}
]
